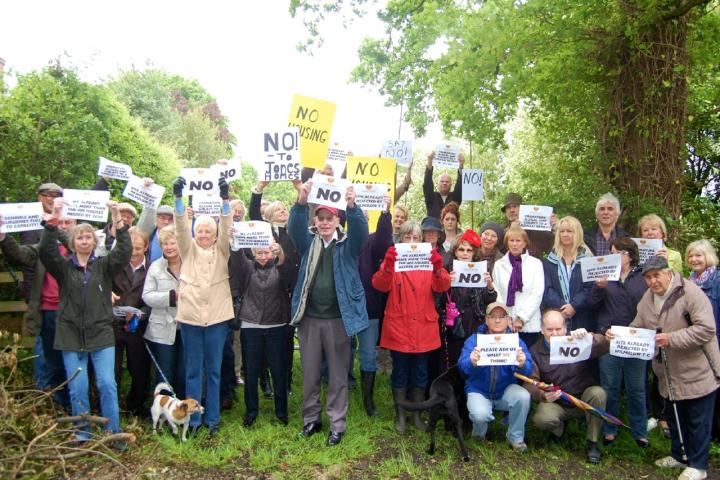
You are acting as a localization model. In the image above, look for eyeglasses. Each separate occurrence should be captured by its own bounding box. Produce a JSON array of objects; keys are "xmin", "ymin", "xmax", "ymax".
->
[
  {"xmin": 40, "ymin": 192, "xmax": 61, "ymax": 198},
  {"xmin": 487, "ymin": 314, "xmax": 509, "ymax": 320}
]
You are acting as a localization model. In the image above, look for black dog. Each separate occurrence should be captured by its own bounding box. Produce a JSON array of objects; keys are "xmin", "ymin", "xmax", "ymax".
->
[{"xmin": 399, "ymin": 366, "xmax": 470, "ymax": 461}]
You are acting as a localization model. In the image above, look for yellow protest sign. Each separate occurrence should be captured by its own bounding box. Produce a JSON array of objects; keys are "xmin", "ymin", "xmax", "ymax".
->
[
  {"xmin": 288, "ymin": 94, "xmax": 336, "ymax": 169},
  {"xmin": 347, "ymin": 157, "xmax": 396, "ymax": 233}
]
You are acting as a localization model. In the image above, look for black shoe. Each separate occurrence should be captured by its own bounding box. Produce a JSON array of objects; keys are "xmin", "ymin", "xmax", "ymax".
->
[
  {"xmin": 635, "ymin": 438, "xmax": 649, "ymax": 449},
  {"xmin": 276, "ymin": 416, "xmax": 289, "ymax": 426},
  {"xmin": 300, "ymin": 422, "xmax": 322, "ymax": 437},
  {"xmin": 221, "ymin": 398, "xmax": 233, "ymax": 410},
  {"xmin": 260, "ymin": 369, "xmax": 273, "ymax": 398},
  {"xmin": 208, "ymin": 425, "xmax": 219, "ymax": 438},
  {"xmin": 243, "ymin": 416, "xmax": 256, "ymax": 428},
  {"xmin": 549, "ymin": 432, "xmax": 563, "ymax": 443},
  {"xmin": 586, "ymin": 441, "xmax": 601, "ymax": 464},
  {"xmin": 327, "ymin": 431, "xmax": 344, "ymax": 446}
]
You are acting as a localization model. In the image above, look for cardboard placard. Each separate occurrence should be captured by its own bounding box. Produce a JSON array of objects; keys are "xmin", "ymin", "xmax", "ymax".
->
[
  {"xmin": 347, "ymin": 156, "xmax": 396, "ymax": 232},
  {"xmin": 191, "ymin": 192, "xmax": 223, "ymax": 215},
  {"xmin": 609, "ymin": 326, "xmax": 655, "ymax": 361},
  {"xmin": 61, "ymin": 189, "xmax": 110, "ymax": 222},
  {"xmin": 353, "ymin": 183, "xmax": 388, "ymax": 212},
  {"xmin": 288, "ymin": 94, "xmax": 336, "ymax": 169},
  {"xmin": 232, "ymin": 221, "xmax": 273, "ymax": 249},
  {"xmin": 122, "ymin": 175, "xmax": 165, "ymax": 209},
  {"xmin": 580, "ymin": 254, "xmax": 622, "ymax": 282},
  {"xmin": 433, "ymin": 144, "xmax": 460, "ymax": 169},
  {"xmin": 98, "ymin": 156, "xmax": 132, "ymax": 181},
  {"xmin": 451, "ymin": 260, "xmax": 488, "ymax": 288},
  {"xmin": 395, "ymin": 242, "xmax": 432, "ymax": 272},
  {"xmin": 215, "ymin": 159, "xmax": 242, "ymax": 182},
  {"xmin": 381, "ymin": 140, "xmax": 413, "ymax": 166},
  {"xmin": 309, "ymin": 173, "xmax": 350, "ymax": 211},
  {"xmin": 519, "ymin": 205, "xmax": 553, "ymax": 231},
  {"xmin": 631, "ymin": 238, "xmax": 663, "ymax": 265},
  {"xmin": 549, "ymin": 335, "xmax": 593, "ymax": 365},
  {"xmin": 0, "ymin": 202, "xmax": 44, "ymax": 233},
  {"xmin": 261, "ymin": 128, "xmax": 301, "ymax": 181},
  {"xmin": 180, "ymin": 168, "xmax": 220, "ymax": 197},
  {"xmin": 462, "ymin": 169, "xmax": 484, "ymax": 201},
  {"xmin": 476, "ymin": 333, "xmax": 519, "ymax": 366}
]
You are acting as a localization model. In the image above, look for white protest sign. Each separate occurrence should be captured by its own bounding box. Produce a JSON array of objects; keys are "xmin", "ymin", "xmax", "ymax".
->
[
  {"xmin": 433, "ymin": 144, "xmax": 460, "ymax": 169},
  {"xmin": 261, "ymin": 129, "xmax": 301, "ymax": 181},
  {"xmin": 462, "ymin": 169, "xmax": 484, "ymax": 201},
  {"xmin": 97, "ymin": 156, "xmax": 132, "ymax": 181},
  {"xmin": 353, "ymin": 183, "xmax": 388, "ymax": 212},
  {"xmin": 549, "ymin": 335, "xmax": 594, "ymax": 365},
  {"xmin": 381, "ymin": 140, "xmax": 413, "ymax": 166},
  {"xmin": 122, "ymin": 175, "xmax": 165, "ymax": 209},
  {"xmin": 61, "ymin": 189, "xmax": 110, "ymax": 222},
  {"xmin": 326, "ymin": 145, "xmax": 348, "ymax": 164},
  {"xmin": 580, "ymin": 254, "xmax": 621, "ymax": 282},
  {"xmin": 451, "ymin": 260, "xmax": 488, "ymax": 288},
  {"xmin": 233, "ymin": 221, "xmax": 273, "ymax": 249},
  {"xmin": 309, "ymin": 173, "xmax": 350, "ymax": 211},
  {"xmin": 476, "ymin": 333, "xmax": 519, "ymax": 366},
  {"xmin": 631, "ymin": 238, "xmax": 663, "ymax": 265},
  {"xmin": 191, "ymin": 192, "xmax": 223, "ymax": 215},
  {"xmin": 610, "ymin": 326, "xmax": 655, "ymax": 361},
  {"xmin": 519, "ymin": 205, "xmax": 553, "ymax": 231},
  {"xmin": 395, "ymin": 242, "xmax": 432, "ymax": 272},
  {"xmin": 0, "ymin": 202, "xmax": 44, "ymax": 233},
  {"xmin": 180, "ymin": 168, "xmax": 220, "ymax": 197},
  {"xmin": 215, "ymin": 159, "xmax": 242, "ymax": 182}
]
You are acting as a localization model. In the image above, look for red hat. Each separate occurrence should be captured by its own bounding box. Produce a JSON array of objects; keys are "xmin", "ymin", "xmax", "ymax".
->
[
  {"xmin": 458, "ymin": 229, "xmax": 482, "ymax": 248},
  {"xmin": 315, "ymin": 205, "xmax": 339, "ymax": 217}
]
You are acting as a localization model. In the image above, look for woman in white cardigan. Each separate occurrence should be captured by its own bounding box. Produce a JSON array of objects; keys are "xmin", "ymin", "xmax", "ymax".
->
[{"xmin": 492, "ymin": 226, "xmax": 545, "ymax": 347}]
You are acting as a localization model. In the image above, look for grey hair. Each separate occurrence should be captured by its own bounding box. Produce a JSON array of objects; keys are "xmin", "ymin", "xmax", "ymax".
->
[
  {"xmin": 686, "ymin": 239, "xmax": 719, "ymax": 268},
  {"xmin": 398, "ymin": 220, "xmax": 422, "ymax": 240},
  {"xmin": 193, "ymin": 215, "xmax": 218, "ymax": 236},
  {"xmin": 595, "ymin": 193, "xmax": 621, "ymax": 216}
]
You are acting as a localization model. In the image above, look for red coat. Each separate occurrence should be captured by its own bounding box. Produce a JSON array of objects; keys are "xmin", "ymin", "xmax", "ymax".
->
[{"xmin": 372, "ymin": 261, "xmax": 451, "ymax": 353}]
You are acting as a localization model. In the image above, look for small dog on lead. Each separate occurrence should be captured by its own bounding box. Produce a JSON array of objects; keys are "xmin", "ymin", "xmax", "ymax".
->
[{"xmin": 150, "ymin": 383, "xmax": 204, "ymax": 441}]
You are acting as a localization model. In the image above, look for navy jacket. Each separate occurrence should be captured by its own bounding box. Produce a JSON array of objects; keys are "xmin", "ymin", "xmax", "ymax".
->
[
  {"xmin": 542, "ymin": 254, "xmax": 595, "ymax": 332},
  {"xmin": 695, "ymin": 269, "xmax": 720, "ymax": 347},
  {"xmin": 358, "ymin": 211, "xmax": 393, "ymax": 321},
  {"xmin": 587, "ymin": 267, "xmax": 647, "ymax": 334},
  {"xmin": 583, "ymin": 224, "xmax": 629, "ymax": 256}
]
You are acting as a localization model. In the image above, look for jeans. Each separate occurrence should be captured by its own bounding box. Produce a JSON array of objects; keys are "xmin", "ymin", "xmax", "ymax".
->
[
  {"xmin": 33, "ymin": 335, "xmax": 52, "ymax": 390},
  {"xmin": 181, "ymin": 321, "xmax": 228, "ymax": 428},
  {"xmin": 241, "ymin": 326, "xmax": 288, "ymax": 419},
  {"xmin": 668, "ymin": 390, "xmax": 717, "ymax": 470},
  {"xmin": 599, "ymin": 354, "xmax": 647, "ymax": 439},
  {"xmin": 40, "ymin": 310, "xmax": 69, "ymax": 409},
  {"xmin": 147, "ymin": 330, "xmax": 185, "ymax": 399},
  {"xmin": 467, "ymin": 384, "xmax": 531, "ymax": 444},
  {"xmin": 390, "ymin": 351, "xmax": 430, "ymax": 389},
  {"xmin": 62, "ymin": 347, "xmax": 120, "ymax": 441},
  {"xmin": 220, "ymin": 330, "xmax": 237, "ymax": 401},
  {"xmin": 357, "ymin": 318, "xmax": 379, "ymax": 372}
]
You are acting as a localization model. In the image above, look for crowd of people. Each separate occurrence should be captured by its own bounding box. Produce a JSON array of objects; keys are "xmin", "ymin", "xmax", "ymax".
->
[{"xmin": 1, "ymin": 152, "xmax": 719, "ymax": 480}]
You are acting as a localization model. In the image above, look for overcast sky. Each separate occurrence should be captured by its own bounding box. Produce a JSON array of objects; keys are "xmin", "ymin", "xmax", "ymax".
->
[{"xmin": 1, "ymin": 0, "xmax": 442, "ymax": 168}]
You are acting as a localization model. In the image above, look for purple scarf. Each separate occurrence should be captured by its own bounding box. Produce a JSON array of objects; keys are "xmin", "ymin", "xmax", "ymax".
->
[
  {"xmin": 690, "ymin": 266, "xmax": 716, "ymax": 287},
  {"xmin": 507, "ymin": 253, "xmax": 524, "ymax": 307}
]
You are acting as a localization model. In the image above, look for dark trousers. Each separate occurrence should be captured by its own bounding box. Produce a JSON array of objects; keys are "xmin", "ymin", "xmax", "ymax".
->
[
  {"xmin": 667, "ymin": 389, "xmax": 717, "ymax": 470},
  {"xmin": 390, "ymin": 351, "xmax": 430, "ymax": 389},
  {"xmin": 114, "ymin": 324, "xmax": 151, "ymax": 415},
  {"xmin": 40, "ymin": 310, "xmax": 69, "ymax": 409},
  {"xmin": 519, "ymin": 332, "xmax": 540, "ymax": 349},
  {"xmin": 241, "ymin": 326, "xmax": 288, "ymax": 419},
  {"xmin": 220, "ymin": 330, "xmax": 237, "ymax": 401},
  {"xmin": 147, "ymin": 330, "xmax": 186, "ymax": 399}
]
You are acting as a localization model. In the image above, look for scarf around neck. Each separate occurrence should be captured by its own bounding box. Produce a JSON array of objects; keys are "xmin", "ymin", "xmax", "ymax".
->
[
  {"xmin": 507, "ymin": 253, "xmax": 524, "ymax": 307},
  {"xmin": 690, "ymin": 266, "xmax": 716, "ymax": 287}
]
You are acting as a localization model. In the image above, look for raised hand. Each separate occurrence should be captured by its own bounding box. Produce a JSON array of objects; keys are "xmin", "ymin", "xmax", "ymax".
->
[{"xmin": 173, "ymin": 177, "xmax": 186, "ymax": 198}]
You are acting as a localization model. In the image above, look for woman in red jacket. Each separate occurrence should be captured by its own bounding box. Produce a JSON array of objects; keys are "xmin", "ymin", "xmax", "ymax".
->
[{"xmin": 372, "ymin": 220, "xmax": 451, "ymax": 434}]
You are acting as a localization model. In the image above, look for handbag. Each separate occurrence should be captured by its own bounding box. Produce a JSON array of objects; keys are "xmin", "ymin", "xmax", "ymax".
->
[{"xmin": 445, "ymin": 292, "xmax": 464, "ymax": 339}]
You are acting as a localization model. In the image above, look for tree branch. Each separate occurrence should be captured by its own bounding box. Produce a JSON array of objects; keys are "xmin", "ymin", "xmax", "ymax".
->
[{"xmin": 661, "ymin": 0, "xmax": 711, "ymax": 21}]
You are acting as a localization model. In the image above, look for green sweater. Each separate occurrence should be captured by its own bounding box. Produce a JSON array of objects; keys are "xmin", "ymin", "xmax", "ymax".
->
[{"xmin": 306, "ymin": 241, "xmax": 341, "ymax": 319}]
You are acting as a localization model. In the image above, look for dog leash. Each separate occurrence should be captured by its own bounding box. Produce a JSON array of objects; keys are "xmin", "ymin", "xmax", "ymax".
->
[{"xmin": 144, "ymin": 341, "xmax": 178, "ymax": 399}]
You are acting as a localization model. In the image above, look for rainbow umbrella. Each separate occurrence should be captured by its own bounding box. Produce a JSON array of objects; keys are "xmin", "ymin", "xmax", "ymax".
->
[{"xmin": 514, "ymin": 373, "xmax": 628, "ymax": 428}]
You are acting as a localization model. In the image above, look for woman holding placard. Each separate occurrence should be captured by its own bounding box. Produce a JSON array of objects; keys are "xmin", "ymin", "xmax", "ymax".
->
[
  {"xmin": 587, "ymin": 237, "xmax": 649, "ymax": 447},
  {"xmin": 372, "ymin": 220, "xmax": 450, "ymax": 433},
  {"xmin": 638, "ymin": 214, "xmax": 682, "ymax": 272},
  {"xmin": 542, "ymin": 216, "xmax": 595, "ymax": 332}
]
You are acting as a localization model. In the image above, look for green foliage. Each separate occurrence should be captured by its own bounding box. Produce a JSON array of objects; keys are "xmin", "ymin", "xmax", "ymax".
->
[{"xmin": 161, "ymin": 108, "xmax": 230, "ymax": 167}]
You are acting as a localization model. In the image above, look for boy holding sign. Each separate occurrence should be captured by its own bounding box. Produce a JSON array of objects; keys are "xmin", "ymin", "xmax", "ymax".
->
[{"xmin": 458, "ymin": 302, "xmax": 534, "ymax": 453}]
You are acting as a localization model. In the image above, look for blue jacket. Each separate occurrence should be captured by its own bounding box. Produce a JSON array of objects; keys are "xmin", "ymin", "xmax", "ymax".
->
[
  {"xmin": 458, "ymin": 324, "xmax": 534, "ymax": 399},
  {"xmin": 288, "ymin": 202, "xmax": 369, "ymax": 336},
  {"xmin": 542, "ymin": 251, "xmax": 595, "ymax": 331},
  {"xmin": 587, "ymin": 267, "xmax": 647, "ymax": 334},
  {"xmin": 695, "ymin": 269, "xmax": 720, "ymax": 347}
]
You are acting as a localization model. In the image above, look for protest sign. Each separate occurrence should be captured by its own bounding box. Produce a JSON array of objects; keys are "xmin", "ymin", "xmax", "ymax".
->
[
  {"xmin": 580, "ymin": 254, "xmax": 621, "ymax": 282},
  {"xmin": 0, "ymin": 202, "xmax": 44, "ymax": 233},
  {"xmin": 180, "ymin": 168, "xmax": 220, "ymax": 197},
  {"xmin": 347, "ymin": 156, "xmax": 396, "ymax": 233},
  {"xmin": 309, "ymin": 173, "xmax": 350, "ymax": 211},
  {"xmin": 62, "ymin": 189, "xmax": 110, "ymax": 222},
  {"xmin": 97, "ymin": 156, "xmax": 132, "ymax": 181},
  {"xmin": 395, "ymin": 242, "xmax": 432, "ymax": 272},
  {"xmin": 215, "ymin": 159, "xmax": 242, "ymax": 182},
  {"xmin": 261, "ymin": 128, "xmax": 301, "ymax": 181},
  {"xmin": 326, "ymin": 145, "xmax": 348, "ymax": 164},
  {"xmin": 476, "ymin": 333, "xmax": 519, "ymax": 366},
  {"xmin": 631, "ymin": 238, "xmax": 663, "ymax": 265},
  {"xmin": 353, "ymin": 183, "xmax": 388, "ymax": 212},
  {"xmin": 122, "ymin": 175, "xmax": 165, "ymax": 209},
  {"xmin": 451, "ymin": 260, "xmax": 488, "ymax": 288},
  {"xmin": 288, "ymin": 94, "xmax": 336, "ymax": 169},
  {"xmin": 233, "ymin": 221, "xmax": 273, "ymax": 250},
  {"xmin": 609, "ymin": 326, "xmax": 655, "ymax": 361},
  {"xmin": 433, "ymin": 144, "xmax": 460, "ymax": 169},
  {"xmin": 462, "ymin": 169, "xmax": 484, "ymax": 201},
  {"xmin": 191, "ymin": 192, "xmax": 223, "ymax": 215},
  {"xmin": 519, "ymin": 205, "xmax": 553, "ymax": 231},
  {"xmin": 549, "ymin": 335, "xmax": 594, "ymax": 365},
  {"xmin": 381, "ymin": 140, "xmax": 413, "ymax": 166}
]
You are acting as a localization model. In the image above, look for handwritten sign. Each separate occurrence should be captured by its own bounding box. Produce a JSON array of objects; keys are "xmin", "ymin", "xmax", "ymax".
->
[
  {"xmin": 381, "ymin": 139, "xmax": 413, "ymax": 166},
  {"xmin": 62, "ymin": 189, "xmax": 110, "ymax": 222},
  {"xmin": 610, "ymin": 326, "xmax": 655, "ymax": 361},
  {"xmin": 261, "ymin": 128, "xmax": 301, "ymax": 181},
  {"xmin": 97, "ymin": 156, "xmax": 132, "ymax": 181},
  {"xmin": 395, "ymin": 242, "xmax": 432, "ymax": 272},
  {"xmin": 549, "ymin": 335, "xmax": 593, "ymax": 365},
  {"xmin": 451, "ymin": 260, "xmax": 488, "ymax": 288},
  {"xmin": 180, "ymin": 168, "xmax": 220, "ymax": 197},
  {"xmin": 476, "ymin": 333, "xmax": 519, "ymax": 366},
  {"xmin": 347, "ymin": 156, "xmax": 396, "ymax": 232},
  {"xmin": 433, "ymin": 144, "xmax": 460, "ymax": 169},
  {"xmin": 631, "ymin": 238, "xmax": 663, "ymax": 265},
  {"xmin": 233, "ymin": 221, "xmax": 273, "ymax": 249},
  {"xmin": 580, "ymin": 254, "xmax": 621, "ymax": 282},
  {"xmin": 191, "ymin": 192, "xmax": 223, "ymax": 215},
  {"xmin": 462, "ymin": 169, "xmax": 484, "ymax": 201},
  {"xmin": 0, "ymin": 202, "xmax": 44, "ymax": 233},
  {"xmin": 309, "ymin": 173, "xmax": 349, "ymax": 211},
  {"xmin": 353, "ymin": 183, "xmax": 388, "ymax": 212},
  {"xmin": 122, "ymin": 175, "xmax": 165, "ymax": 209},
  {"xmin": 215, "ymin": 159, "xmax": 242, "ymax": 182},
  {"xmin": 288, "ymin": 94, "xmax": 336, "ymax": 169},
  {"xmin": 519, "ymin": 205, "xmax": 553, "ymax": 231}
]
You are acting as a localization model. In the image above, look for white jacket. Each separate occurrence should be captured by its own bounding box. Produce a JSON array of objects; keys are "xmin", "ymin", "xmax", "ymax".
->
[
  {"xmin": 492, "ymin": 252, "xmax": 545, "ymax": 333},
  {"xmin": 142, "ymin": 257, "xmax": 179, "ymax": 345}
]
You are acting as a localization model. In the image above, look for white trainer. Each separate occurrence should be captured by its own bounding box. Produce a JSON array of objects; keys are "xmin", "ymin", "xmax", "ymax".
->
[
  {"xmin": 655, "ymin": 456, "xmax": 685, "ymax": 468},
  {"xmin": 678, "ymin": 467, "xmax": 707, "ymax": 480}
]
